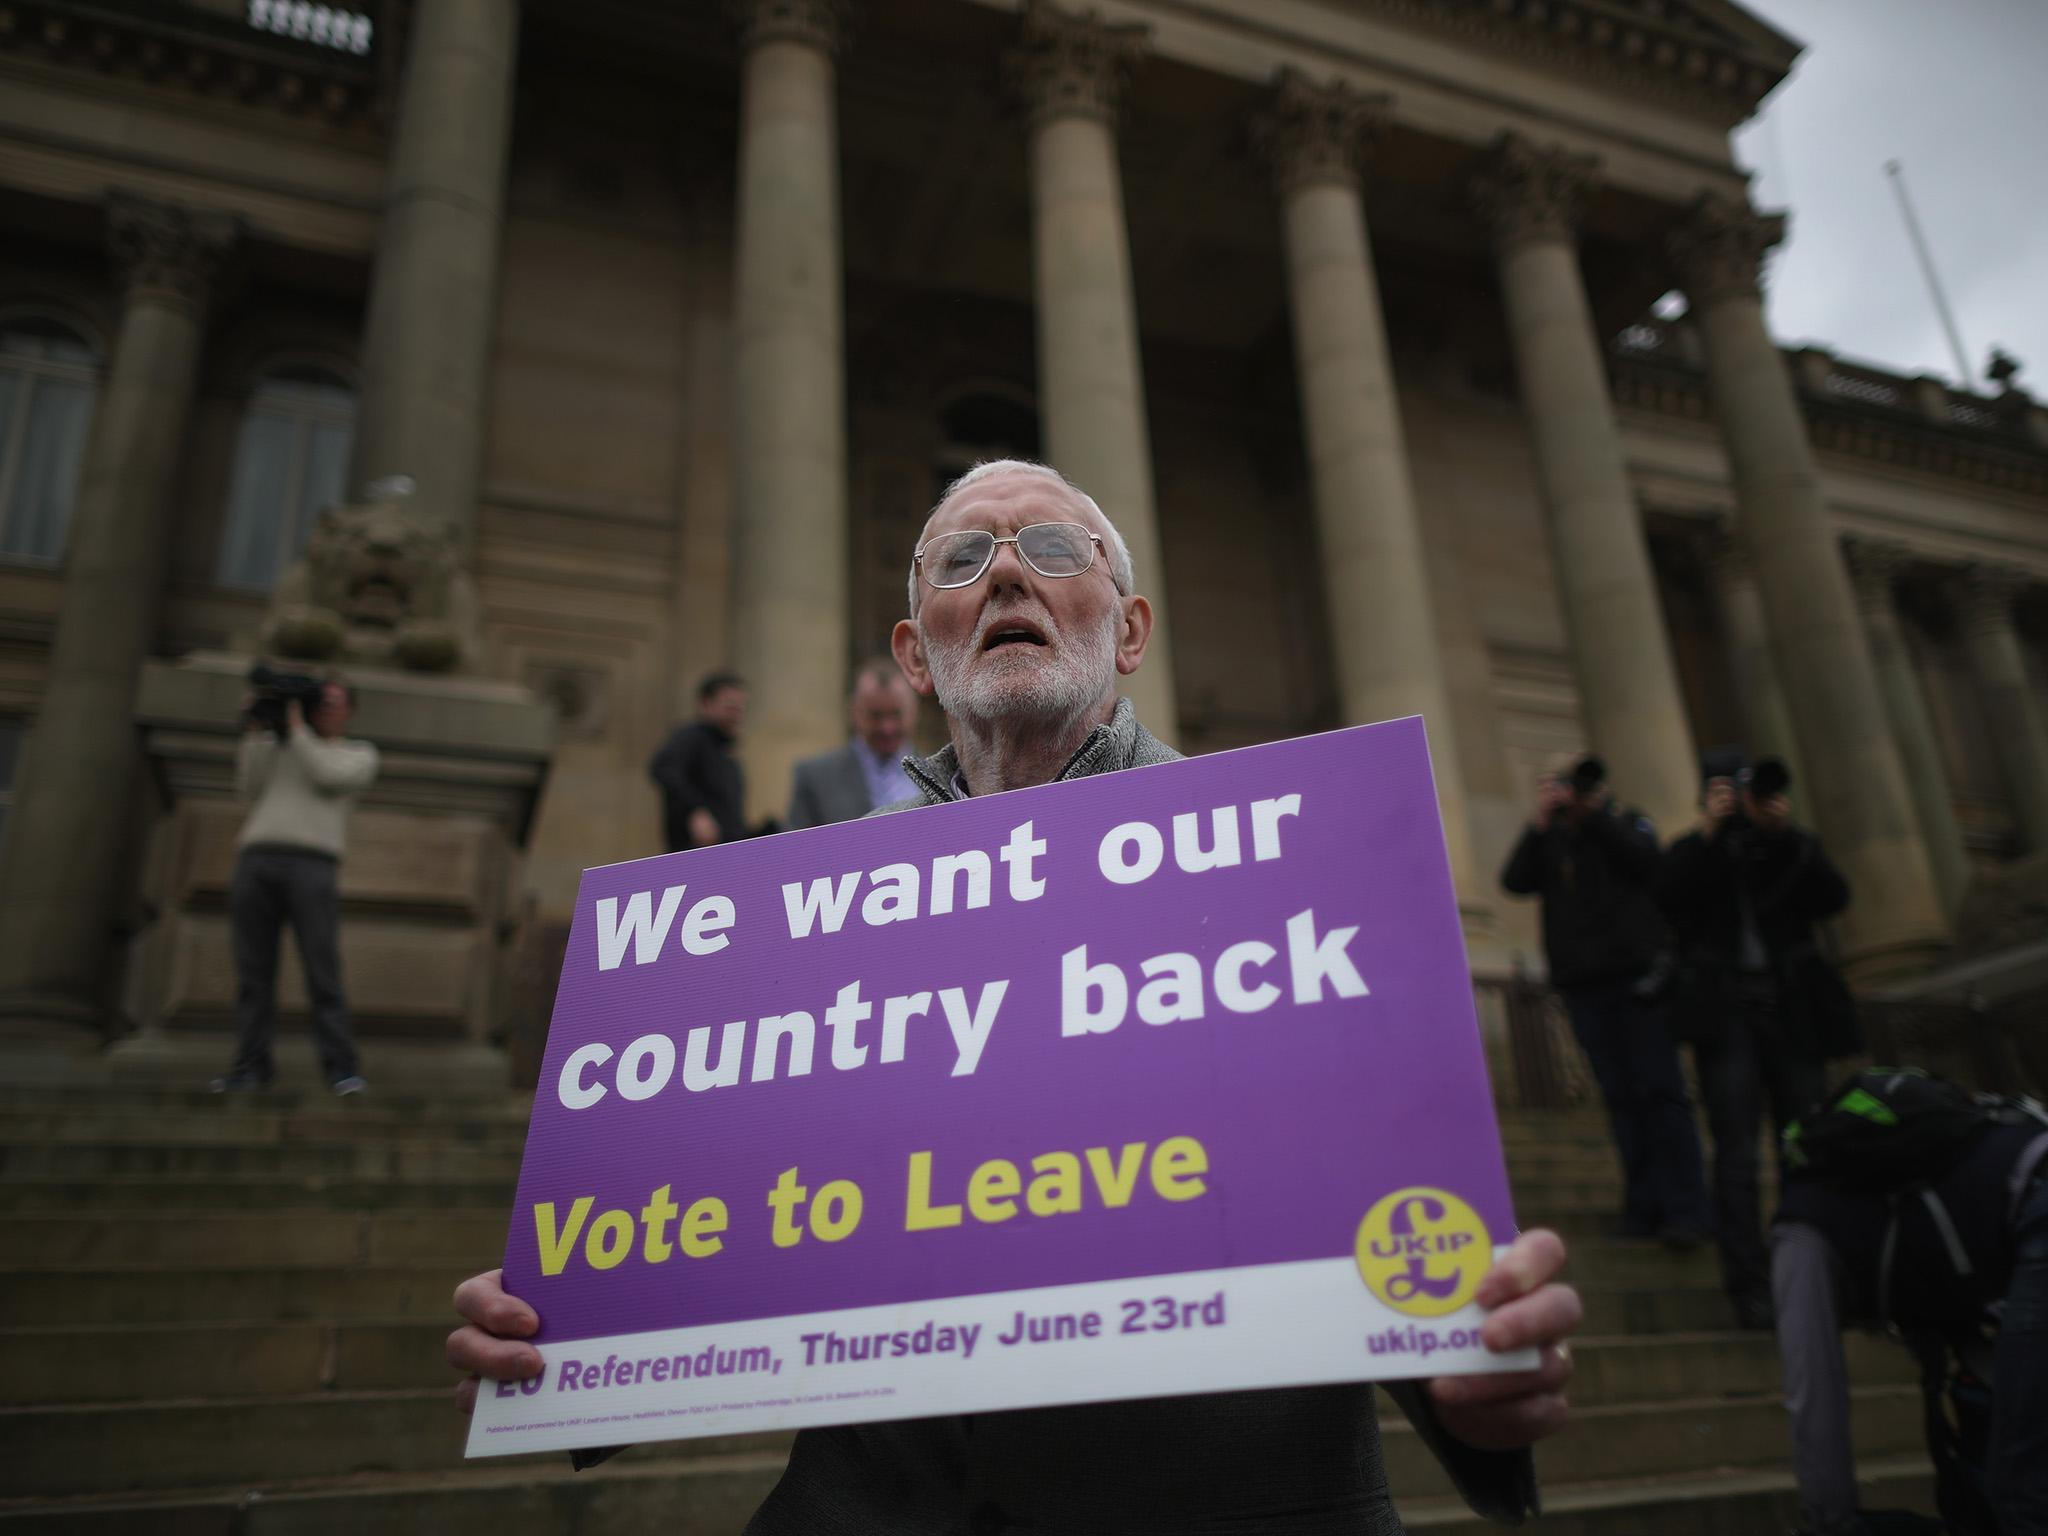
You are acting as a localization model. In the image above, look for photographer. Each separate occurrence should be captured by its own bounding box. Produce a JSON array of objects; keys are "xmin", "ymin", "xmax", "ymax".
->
[
  {"xmin": 1502, "ymin": 756, "xmax": 1710, "ymax": 1247},
  {"xmin": 1659, "ymin": 750, "xmax": 1852, "ymax": 1329},
  {"xmin": 211, "ymin": 670, "xmax": 379, "ymax": 1095}
]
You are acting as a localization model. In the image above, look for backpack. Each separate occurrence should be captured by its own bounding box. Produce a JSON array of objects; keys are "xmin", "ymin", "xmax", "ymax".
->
[
  {"xmin": 1783, "ymin": 1068, "xmax": 2045, "ymax": 1194},
  {"xmin": 1784, "ymin": 1069, "xmax": 2048, "ymax": 1536}
]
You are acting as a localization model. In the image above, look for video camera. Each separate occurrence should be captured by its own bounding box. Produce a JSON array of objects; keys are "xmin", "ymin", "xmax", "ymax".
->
[{"xmin": 245, "ymin": 662, "xmax": 326, "ymax": 740}]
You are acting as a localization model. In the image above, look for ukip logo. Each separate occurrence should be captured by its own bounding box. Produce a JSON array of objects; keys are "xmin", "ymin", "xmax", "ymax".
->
[{"xmin": 1354, "ymin": 1187, "xmax": 1492, "ymax": 1319}]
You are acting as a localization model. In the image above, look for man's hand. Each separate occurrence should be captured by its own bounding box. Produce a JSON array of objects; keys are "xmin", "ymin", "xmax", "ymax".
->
[
  {"xmin": 1745, "ymin": 790, "xmax": 1791, "ymax": 833},
  {"xmin": 688, "ymin": 808, "xmax": 721, "ymax": 848},
  {"xmin": 1699, "ymin": 779, "xmax": 1737, "ymax": 840},
  {"xmin": 447, "ymin": 1268, "xmax": 541, "ymax": 1415},
  {"xmin": 1531, "ymin": 777, "xmax": 1570, "ymax": 829},
  {"xmin": 284, "ymin": 699, "xmax": 307, "ymax": 736},
  {"xmin": 1425, "ymin": 1228, "xmax": 1580, "ymax": 1452}
]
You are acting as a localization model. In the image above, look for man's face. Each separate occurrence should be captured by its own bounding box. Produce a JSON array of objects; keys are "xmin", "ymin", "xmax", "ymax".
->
[
  {"xmin": 851, "ymin": 673, "xmax": 914, "ymax": 759},
  {"xmin": 310, "ymin": 684, "xmax": 351, "ymax": 739},
  {"xmin": 891, "ymin": 473, "xmax": 1147, "ymax": 732},
  {"xmin": 702, "ymin": 686, "xmax": 747, "ymax": 735}
]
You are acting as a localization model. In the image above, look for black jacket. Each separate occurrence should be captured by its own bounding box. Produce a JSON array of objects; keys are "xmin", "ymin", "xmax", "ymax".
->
[
  {"xmin": 1500, "ymin": 804, "xmax": 1666, "ymax": 991},
  {"xmin": 1656, "ymin": 821, "xmax": 1853, "ymax": 1053},
  {"xmin": 1656, "ymin": 822, "xmax": 1849, "ymax": 969},
  {"xmin": 648, "ymin": 720, "xmax": 745, "ymax": 852}
]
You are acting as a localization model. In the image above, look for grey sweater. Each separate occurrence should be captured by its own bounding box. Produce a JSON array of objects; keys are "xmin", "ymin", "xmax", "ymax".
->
[{"xmin": 742, "ymin": 698, "xmax": 1539, "ymax": 1534}]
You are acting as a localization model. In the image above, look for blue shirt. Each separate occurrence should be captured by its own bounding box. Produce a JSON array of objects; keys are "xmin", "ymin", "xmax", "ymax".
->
[{"xmin": 853, "ymin": 739, "xmax": 915, "ymax": 812}]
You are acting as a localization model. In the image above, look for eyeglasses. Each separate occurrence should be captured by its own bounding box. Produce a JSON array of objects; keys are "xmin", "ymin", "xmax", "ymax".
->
[{"xmin": 914, "ymin": 522, "xmax": 1122, "ymax": 593}]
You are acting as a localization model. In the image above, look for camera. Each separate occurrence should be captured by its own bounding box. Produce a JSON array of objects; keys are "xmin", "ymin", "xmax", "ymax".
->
[{"xmin": 245, "ymin": 662, "xmax": 325, "ymax": 740}]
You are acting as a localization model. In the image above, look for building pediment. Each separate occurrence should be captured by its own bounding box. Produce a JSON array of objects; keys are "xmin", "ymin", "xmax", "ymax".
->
[{"xmin": 1354, "ymin": 0, "xmax": 1801, "ymax": 126}]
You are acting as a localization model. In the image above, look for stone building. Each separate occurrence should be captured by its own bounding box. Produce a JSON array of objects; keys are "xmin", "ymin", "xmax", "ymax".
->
[{"xmin": 0, "ymin": 0, "xmax": 2043, "ymax": 1087}]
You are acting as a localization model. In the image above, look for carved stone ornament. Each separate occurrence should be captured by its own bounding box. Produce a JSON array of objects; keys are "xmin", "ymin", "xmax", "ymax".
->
[
  {"xmin": 1668, "ymin": 192, "xmax": 1786, "ymax": 308},
  {"xmin": 1250, "ymin": 69, "xmax": 1390, "ymax": 197},
  {"xmin": 1841, "ymin": 537, "xmax": 1911, "ymax": 615},
  {"xmin": 1469, "ymin": 131, "xmax": 1598, "ymax": 253},
  {"xmin": 1005, "ymin": 0, "xmax": 1148, "ymax": 129},
  {"xmin": 729, "ymin": 0, "xmax": 846, "ymax": 54},
  {"xmin": 263, "ymin": 499, "xmax": 484, "ymax": 673},
  {"xmin": 1959, "ymin": 561, "xmax": 2028, "ymax": 638},
  {"xmin": 105, "ymin": 192, "xmax": 237, "ymax": 314}
]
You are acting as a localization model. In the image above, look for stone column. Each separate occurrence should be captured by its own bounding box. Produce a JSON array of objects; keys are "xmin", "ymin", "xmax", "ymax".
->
[
  {"xmin": 346, "ymin": 0, "xmax": 518, "ymax": 550},
  {"xmin": 728, "ymin": 0, "xmax": 850, "ymax": 821},
  {"xmin": 1672, "ymin": 195, "xmax": 1946, "ymax": 977},
  {"xmin": 1702, "ymin": 522, "xmax": 1806, "ymax": 785},
  {"xmin": 1008, "ymin": 0, "xmax": 1176, "ymax": 741},
  {"xmin": 1250, "ymin": 71, "xmax": 1478, "ymax": 896},
  {"xmin": 1470, "ymin": 134, "xmax": 1696, "ymax": 835},
  {"xmin": 1844, "ymin": 541, "xmax": 1970, "ymax": 917},
  {"xmin": 1960, "ymin": 563, "xmax": 2048, "ymax": 854},
  {"xmin": 0, "ymin": 194, "xmax": 236, "ymax": 1038}
]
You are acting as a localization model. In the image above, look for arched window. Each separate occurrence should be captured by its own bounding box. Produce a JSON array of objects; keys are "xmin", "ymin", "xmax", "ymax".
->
[
  {"xmin": 0, "ymin": 316, "xmax": 101, "ymax": 563},
  {"xmin": 216, "ymin": 363, "xmax": 356, "ymax": 592}
]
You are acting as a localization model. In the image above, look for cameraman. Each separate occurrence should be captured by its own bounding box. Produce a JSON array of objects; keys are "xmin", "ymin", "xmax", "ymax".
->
[
  {"xmin": 211, "ymin": 675, "xmax": 379, "ymax": 1095},
  {"xmin": 1658, "ymin": 750, "xmax": 1851, "ymax": 1328},
  {"xmin": 1502, "ymin": 756, "xmax": 1710, "ymax": 1247}
]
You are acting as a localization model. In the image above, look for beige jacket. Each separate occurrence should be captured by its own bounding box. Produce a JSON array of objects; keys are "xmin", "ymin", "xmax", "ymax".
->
[{"xmin": 235, "ymin": 728, "xmax": 379, "ymax": 858}]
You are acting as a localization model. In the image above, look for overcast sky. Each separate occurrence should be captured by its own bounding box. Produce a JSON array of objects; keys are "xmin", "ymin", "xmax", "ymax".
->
[{"xmin": 1728, "ymin": 0, "xmax": 2047, "ymax": 396}]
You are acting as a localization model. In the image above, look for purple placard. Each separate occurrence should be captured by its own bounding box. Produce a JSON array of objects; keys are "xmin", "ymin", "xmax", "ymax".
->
[{"xmin": 468, "ymin": 717, "xmax": 1529, "ymax": 1457}]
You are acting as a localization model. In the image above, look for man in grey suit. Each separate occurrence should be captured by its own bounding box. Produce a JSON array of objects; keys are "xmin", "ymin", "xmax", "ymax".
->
[{"xmin": 784, "ymin": 660, "xmax": 918, "ymax": 829}]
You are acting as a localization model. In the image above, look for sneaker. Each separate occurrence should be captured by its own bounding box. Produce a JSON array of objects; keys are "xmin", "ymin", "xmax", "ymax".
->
[{"xmin": 330, "ymin": 1075, "xmax": 369, "ymax": 1097}]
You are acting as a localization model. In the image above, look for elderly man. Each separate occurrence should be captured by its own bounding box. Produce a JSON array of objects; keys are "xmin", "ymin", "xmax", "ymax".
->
[
  {"xmin": 785, "ymin": 659, "xmax": 919, "ymax": 829},
  {"xmin": 450, "ymin": 459, "xmax": 1581, "ymax": 1532}
]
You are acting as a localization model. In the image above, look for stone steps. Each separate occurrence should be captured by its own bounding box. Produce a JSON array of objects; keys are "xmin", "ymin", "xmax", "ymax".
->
[
  {"xmin": 0, "ymin": 1177, "xmax": 517, "ymax": 1212},
  {"xmin": 0, "ymin": 1141, "xmax": 520, "ymax": 1180},
  {"xmin": 0, "ymin": 1081, "xmax": 1935, "ymax": 1532},
  {"xmin": 5, "ymin": 1212, "xmax": 506, "ymax": 1268},
  {"xmin": 1403, "ymin": 1456, "xmax": 1936, "ymax": 1533},
  {"xmin": 0, "ymin": 1263, "xmax": 476, "ymax": 1326},
  {"xmin": 0, "ymin": 1110, "xmax": 531, "ymax": 1147},
  {"xmin": 0, "ymin": 1382, "xmax": 1924, "ymax": 1501}
]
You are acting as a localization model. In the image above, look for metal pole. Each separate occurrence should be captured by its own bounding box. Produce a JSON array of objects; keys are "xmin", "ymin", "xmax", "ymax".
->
[{"xmin": 1885, "ymin": 159, "xmax": 1974, "ymax": 387}]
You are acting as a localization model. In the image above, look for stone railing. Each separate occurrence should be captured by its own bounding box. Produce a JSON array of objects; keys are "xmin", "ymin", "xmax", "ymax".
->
[
  {"xmin": 0, "ymin": 0, "xmax": 386, "ymax": 124},
  {"xmin": 1473, "ymin": 968, "xmax": 1592, "ymax": 1111},
  {"xmin": 1611, "ymin": 318, "xmax": 2048, "ymax": 496}
]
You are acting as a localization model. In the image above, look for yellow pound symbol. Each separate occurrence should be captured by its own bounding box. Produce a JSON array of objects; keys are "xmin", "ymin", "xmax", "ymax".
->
[{"xmin": 1354, "ymin": 1187, "xmax": 1492, "ymax": 1319}]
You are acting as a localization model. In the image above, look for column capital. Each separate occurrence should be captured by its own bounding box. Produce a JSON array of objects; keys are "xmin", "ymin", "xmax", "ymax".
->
[
  {"xmin": 1842, "ymin": 537, "xmax": 1912, "ymax": 614},
  {"xmin": 1959, "ymin": 561, "xmax": 2029, "ymax": 636},
  {"xmin": 1249, "ymin": 69, "xmax": 1390, "ymax": 198},
  {"xmin": 1005, "ymin": 0, "xmax": 1148, "ymax": 130},
  {"xmin": 1668, "ymin": 191, "xmax": 1786, "ymax": 308},
  {"xmin": 1469, "ymin": 131, "xmax": 1598, "ymax": 253},
  {"xmin": 105, "ymin": 192, "xmax": 237, "ymax": 315},
  {"xmin": 729, "ymin": 0, "xmax": 846, "ymax": 54}
]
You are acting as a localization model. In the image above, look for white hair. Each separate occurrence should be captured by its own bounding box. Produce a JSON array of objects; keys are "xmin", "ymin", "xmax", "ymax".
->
[{"xmin": 907, "ymin": 459, "xmax": 1136, "ymax": 617}]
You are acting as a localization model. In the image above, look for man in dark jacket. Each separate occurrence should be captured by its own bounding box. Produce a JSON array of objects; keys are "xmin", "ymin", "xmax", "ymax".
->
[
  {"xmin": 450, "ymin": 459, "xmax": 1583, "ymax": 1534},
  {"xmin": 648, "ymin": 671, "xmax": 747, "ymax": 853},
  {"xmin": 1660, "ymin": 749, "xmax": 1851, "ymax": 1328},
  {"xmin": 1772, "ymin": 1078, "xmax": 2048, "ymax": 1535},
  {"xmin": 1501, "ymin": 756, "xmax": 1708, "ymax": 1245}
]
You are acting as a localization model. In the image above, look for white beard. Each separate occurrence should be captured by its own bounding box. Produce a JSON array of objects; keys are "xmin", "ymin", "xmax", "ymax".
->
[{"xmin": 921, "ymin": 599, "xmax": 1120, "ymax": 737}]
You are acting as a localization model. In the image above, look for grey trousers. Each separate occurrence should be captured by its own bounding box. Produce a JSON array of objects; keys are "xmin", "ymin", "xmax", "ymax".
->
[{"xmin": 229, "ymin": 845, "xmax": 358, "ymax": 1085}]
